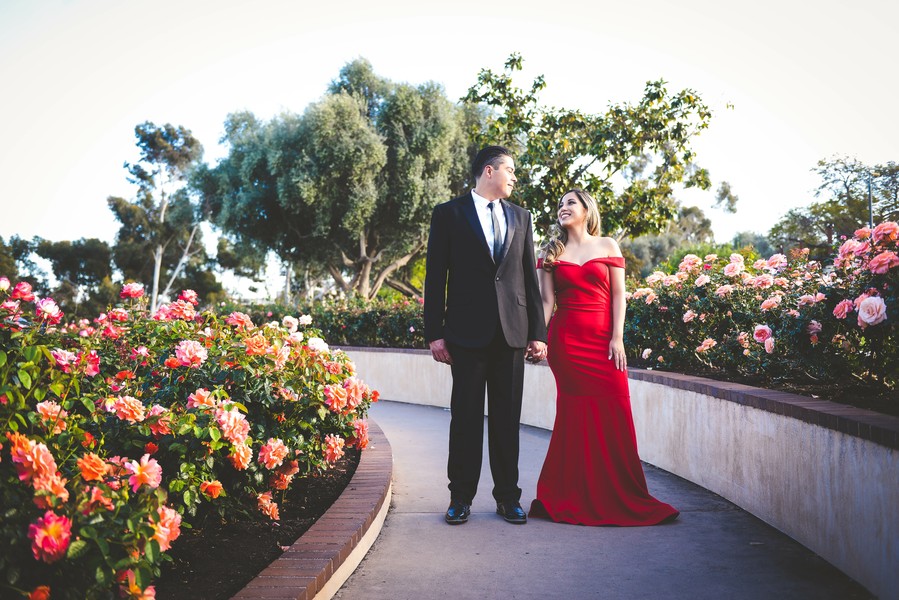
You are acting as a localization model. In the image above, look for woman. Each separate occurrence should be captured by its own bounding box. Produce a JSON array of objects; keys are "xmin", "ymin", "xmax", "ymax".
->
[{"xmin": 529, "ymin": 189, "xmax": 678, "ymax": 526}]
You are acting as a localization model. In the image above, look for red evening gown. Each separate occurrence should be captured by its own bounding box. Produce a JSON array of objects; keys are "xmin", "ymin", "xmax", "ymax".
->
[{"xmin": 529, "ymin": 256, "xmax": 678, "ymax": 526}]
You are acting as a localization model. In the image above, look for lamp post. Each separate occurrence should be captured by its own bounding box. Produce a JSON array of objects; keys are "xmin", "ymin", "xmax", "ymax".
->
[{"xmin": 868, "ymin": 173, "xmax": 874, "ymax": 229}]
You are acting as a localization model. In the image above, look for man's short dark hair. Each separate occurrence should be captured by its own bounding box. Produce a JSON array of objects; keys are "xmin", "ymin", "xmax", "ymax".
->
[{"xmin": 472, "ymin": 145, "xmax": 513, "ymax": 181}]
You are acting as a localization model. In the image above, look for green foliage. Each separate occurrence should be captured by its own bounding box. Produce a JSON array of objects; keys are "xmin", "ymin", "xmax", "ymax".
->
[
  {"xmin": 224, "ymin": 296, "xmax": 427, "ymax": 350},
  {"xmin": 464, "ymin": 53, "xmax": 714, "ymax": 238}
]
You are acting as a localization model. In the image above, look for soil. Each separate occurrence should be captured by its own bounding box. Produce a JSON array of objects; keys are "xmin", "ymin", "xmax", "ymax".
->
[{"xmin": 154, "ymin": 448, "xmax": 360, "ymax": 600}]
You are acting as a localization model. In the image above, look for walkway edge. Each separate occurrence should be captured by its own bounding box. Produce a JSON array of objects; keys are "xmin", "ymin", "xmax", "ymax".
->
[{"xmin": 232, "ymin": 418, "xmax": 393, "ymax": 600}]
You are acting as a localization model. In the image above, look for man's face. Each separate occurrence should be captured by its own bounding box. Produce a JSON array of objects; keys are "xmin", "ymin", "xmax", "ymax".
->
[{"xmin": 485, "ymin": 156, "xmax": 517, "ymax": 199}]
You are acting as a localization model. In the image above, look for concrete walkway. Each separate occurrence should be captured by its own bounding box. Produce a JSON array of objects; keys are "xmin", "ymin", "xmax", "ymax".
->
[{"xmin": 335, "ymin": 401, "xmax": 871, "ymax": 600}]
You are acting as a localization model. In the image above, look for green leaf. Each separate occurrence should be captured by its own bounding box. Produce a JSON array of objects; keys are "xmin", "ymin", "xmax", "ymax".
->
[
  {"xmin": 0, "ymin": 350, "xmax": 7, "ymax": 367},
  {"xmin": 66, "ymin": 539, "xmax": 89, "ymax": 560},
  {"xmin": 17, "ymin": 369, "xmax": 32, "ymax": 389},
  {"xmin": 144, "ymin": 539, "xmax": 160, "ymax": 563},
  {"xmin": 33, "ymin": 387, "xmax": 46, "ymax": 402},
  {"xmin": 49, "ymin": 382, "xmax": 65, "ymax": 397},
  {"xmin": 209, "ymin": 426, "xmax": 221, "ymax": 442},
  {"xmin": 80, "ymin": 396, "xmax": 94, "ymax": 412},
  {"xmin": 95, "ymin": 565, "xmax": 108, "ymax": 585}
]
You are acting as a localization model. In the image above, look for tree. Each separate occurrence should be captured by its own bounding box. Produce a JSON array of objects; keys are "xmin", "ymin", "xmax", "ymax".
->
[
  {"xmin": 0, "ymin": 236, "xmax": 18, "ymax": 280},
  {"xmin": 34, "ymin": 238, "xmax": 117, "ymax": 317},
  {"xmin": 768, "ymin": 156, "xmax": 898, "ymax": 258},
  {"xmin": 621, "ymin": 205, "xmax": 715, "ymax": 277},
  {"xmin": 463, "ymin": 53, "xmax": 714, "ymax": 238},
  {"xmin": 202, "ymin": 59, "xmax": 469, "ymax": 301},
  {"xmin": 115, "ymin": 122, "xmax": 207, "ymax": 311},
  {"xmin": 731, "ymin": 231, "xmax": 774, "ymax": 258}
]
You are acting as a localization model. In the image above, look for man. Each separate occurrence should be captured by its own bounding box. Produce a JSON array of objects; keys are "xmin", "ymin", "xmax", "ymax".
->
[{"xmin": 424, "ymin": 145, "xmax": 547, "ymax": 525}]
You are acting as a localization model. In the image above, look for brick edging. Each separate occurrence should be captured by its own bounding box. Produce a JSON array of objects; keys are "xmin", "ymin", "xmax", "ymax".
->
[
  {"xmin": 342, "ymin": 346, "xmax": 899, "ymax": 451},
  {"xmin": 232, "ymin": 418, "xmax": 393, "ymax": 599}
]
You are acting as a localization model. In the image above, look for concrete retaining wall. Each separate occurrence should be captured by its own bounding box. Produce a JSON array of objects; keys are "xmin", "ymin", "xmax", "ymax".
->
[{"xmin": 343, "ymin": 346, "xmax": 899, "ymax": 600}]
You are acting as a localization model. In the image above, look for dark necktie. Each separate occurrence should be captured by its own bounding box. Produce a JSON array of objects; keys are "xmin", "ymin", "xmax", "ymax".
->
[{"xmin": 488, "ymin": 202, "xmax": 503, "ymax": 261}]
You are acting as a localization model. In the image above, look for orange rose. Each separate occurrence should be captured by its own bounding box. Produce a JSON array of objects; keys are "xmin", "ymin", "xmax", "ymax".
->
[
  {"xmin": 77, "ymin": 453, "xmax": 107, "ymax": 481},
  {"xmin": 244, "ymin": 333, "xmax": 270, "ymax": 356},
  {"xmin": 200, "ymin": 480, "xmax": 223, "ymax": 499}
]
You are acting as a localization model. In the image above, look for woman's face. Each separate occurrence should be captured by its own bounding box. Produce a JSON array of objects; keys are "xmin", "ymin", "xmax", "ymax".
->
[{"xmin": 557, "ymin": 192, "xmax": 586, "ymax": 229}]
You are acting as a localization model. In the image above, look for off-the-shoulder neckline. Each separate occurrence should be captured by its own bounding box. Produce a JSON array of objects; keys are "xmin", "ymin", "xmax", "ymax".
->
[{"xmin": 552, "ymin": 256, "xmax": 625, "ymax": 267}]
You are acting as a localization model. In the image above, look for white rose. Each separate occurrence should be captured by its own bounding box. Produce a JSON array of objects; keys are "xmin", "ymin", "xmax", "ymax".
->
[
  {"xmin": 857, "ymin": 296, "xmax": 887, "ymax": 327},
  {"xmin": 299, "ymin": 314, "xmax": 313, "ymax": 326},
  {"xmin": 307, "ymin": 337, "xmax": 329, "ymax": 353}
]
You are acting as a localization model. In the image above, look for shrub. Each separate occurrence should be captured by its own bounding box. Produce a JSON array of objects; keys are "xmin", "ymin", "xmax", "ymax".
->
[
  {"xmin": 0, "ymin": 282, "xmax": 377, "ymax": 599},
  {"xmin": 624, "ymin": 222, "xmax": 899, "ymax": 397}
]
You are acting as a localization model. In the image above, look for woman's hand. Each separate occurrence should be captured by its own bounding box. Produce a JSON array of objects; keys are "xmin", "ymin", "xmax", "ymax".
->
[{"xmin": 608, "ymin": 337, "xmax": 627, "ymax": 371}]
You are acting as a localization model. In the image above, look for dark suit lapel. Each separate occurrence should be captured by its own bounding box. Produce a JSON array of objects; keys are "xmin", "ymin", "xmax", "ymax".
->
[
  {"xmin": 461, "ymin": 192, "xmax": 494, "ymax": 262},
  {"xmin": 498, "ymin": 200, "xmax": 517, "ymax": 264}
]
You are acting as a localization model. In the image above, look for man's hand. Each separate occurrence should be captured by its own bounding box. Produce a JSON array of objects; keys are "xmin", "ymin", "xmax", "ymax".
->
[
  {"xmin": 429, "ymin": 339, "xmax": 453, "ymax": 365},
  {"xmin": 526, "ymin": 340, "xmax": 547, "ymax": 363}
]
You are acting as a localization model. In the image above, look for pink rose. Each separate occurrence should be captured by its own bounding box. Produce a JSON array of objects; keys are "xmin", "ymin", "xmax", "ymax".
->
[
  {"xmin": 151, "ymin": 505, "xmax": 182, "ymax": 551},
  {"xmin": 120, "ymin": 283, "xmax": 144, "ymax": 299},
  {"xmin": 0, "ymin": 276, "xmax": 9, "ymax": 291},
  {"xmin": 682, "ymin": 310, "xmax": 697, "ymax": 323},
  {"xmin": 760, "ymin": 296, "xmax": 780, "ymax": 311},
  {"xmin": 178, "ymin": 289, "xmax": 199, "ymax": 305},
  {"xmin": 857, "ymin": 296, "xmax": 887, "ymax": 327},
  {"xmin": 854, "ymin": 227, "xmax": 871, "ymax": 239},
  {"xmin": 678, "ymin": 254, "xmax": 702, "ymax": 273},
  {"xmin": 832, "ymin": 299, "xmax": 854, "ymax": 319},
  {"xmin": 722, "ymin": 262, "xmax": 743, "ymax": 277},
  {"xmin": 807, "ymin": 320, "xmax": 822, "ymax": 334},
  {"xmin": 752, "ymin": 274, "xmax": 774, "ymax": 288},
  {"xmin": 35, "ymin": 298, "xmax": 64, "ymax": 325},
  {"xmin": 714, "ymin": 284, "xmax": 734, "ymax": 297},
  {"xmin": 27, "ymin": 511, "xmax": 71, "ymax": 563},
  {"xmin": 225, "ymin": 311, "xmax": 255, "ymax": 330},
  {"xmin": 11, "ymin": 281, "xmax": 35, "ymax": 302},
  {"xmin": 125, "ymin": 454, "xmax": 162, "ymax": 492},
  {"xmin": 766, "ymin": 253, "xmax": 787, "ymax": 270},
  {"xmin": 175, "ymin": 340, "xmax": 207, "ymax": 368},
  {"xmin": 867, "ymin": 251, "xmax": 899, "ymax": 274},
  {"xmin": 694, "ymin": 274, "xmax": 711, "ymax": 287},
  {"xmin": 872, "ymin": 221, "xmax": 899, "ymax": 244},
  {"xmin": 764, "ymin": 337, "xmax": 775, "ymax": 354},
  {"xmin": 695, "ymin": 338, "xmax": 717, "ymax": 353},
  {"xmin": 753, "ymin": 325, "xmax": 773, "ymax": 343},
  {"xmin": 258, "ymin": 438, "xmax": 289, "ymax": 470}
]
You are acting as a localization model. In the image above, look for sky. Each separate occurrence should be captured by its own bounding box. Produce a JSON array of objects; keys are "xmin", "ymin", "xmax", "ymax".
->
[{"xmin": 1, "ymin": 0, "xmax": 897, "ymax": 282}]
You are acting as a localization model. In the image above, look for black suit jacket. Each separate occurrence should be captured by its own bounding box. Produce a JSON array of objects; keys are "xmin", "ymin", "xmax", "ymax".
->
[{"xmin": 424, "ymin": 192, "xmax": 547, "ymax": 348}]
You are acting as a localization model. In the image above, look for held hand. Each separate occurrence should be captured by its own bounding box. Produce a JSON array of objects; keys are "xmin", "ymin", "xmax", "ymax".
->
[
  {"xmin": 526, "ymin": 340, "xmax": 547, "ymax": 363},
  {"xmin": 608, "ymin": 338, "xmax": 627, "ymax": 371},
  {"xmin": 429, "ymin": 339, "xmax": 453, "ymax": 365}
]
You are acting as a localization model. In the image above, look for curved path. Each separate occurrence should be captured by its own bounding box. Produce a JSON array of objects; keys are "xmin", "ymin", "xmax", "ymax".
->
[{"xmin": 335, "ymin": 400, "xmax": 870, "ymax": 600}]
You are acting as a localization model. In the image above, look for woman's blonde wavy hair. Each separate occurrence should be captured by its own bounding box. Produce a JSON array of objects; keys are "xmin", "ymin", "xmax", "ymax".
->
[{"xmin": 540, "ymin": 189, "xmax": 602, "ymax": 271}]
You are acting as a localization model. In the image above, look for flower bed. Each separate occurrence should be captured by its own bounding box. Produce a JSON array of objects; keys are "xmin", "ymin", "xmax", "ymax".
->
[
  {"xmin": 0, "ymin": 280, "xmax": 377, "ymax": 599},
  {"xmin": 624, "ymin": 222, "xmax": 898, "ymax": 412}
]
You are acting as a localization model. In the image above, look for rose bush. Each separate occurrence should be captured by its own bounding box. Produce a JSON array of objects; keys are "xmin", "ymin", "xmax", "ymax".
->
[
  {"xmin": 624, "ymin": 222, "xmax": 898, "ymax": 399},
  {"xmin": 0, "ymin": 283, "xmax": 377, "ymax": 599}
]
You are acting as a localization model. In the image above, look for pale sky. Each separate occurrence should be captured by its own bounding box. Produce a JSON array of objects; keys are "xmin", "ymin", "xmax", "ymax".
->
[{"xmin": 1, "ymin": 0, "xmax": 896, "ymax": 254}]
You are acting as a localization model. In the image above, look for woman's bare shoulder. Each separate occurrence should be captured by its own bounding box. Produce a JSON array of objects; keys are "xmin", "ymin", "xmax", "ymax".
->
[{"xmin": 597, "ymin": 236, "xmax": 623, "ymax": 257}]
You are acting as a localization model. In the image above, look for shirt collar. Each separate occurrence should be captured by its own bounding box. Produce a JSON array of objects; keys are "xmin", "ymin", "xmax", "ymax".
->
[{"xmin": 471, "ymin": 190, "xmax": 500, "ymax": 210}]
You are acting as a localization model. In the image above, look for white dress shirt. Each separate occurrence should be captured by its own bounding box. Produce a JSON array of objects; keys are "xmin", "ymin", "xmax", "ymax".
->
[{"xmin": 471, "ymin": 190, "xmax": 507, "ymax": 255}]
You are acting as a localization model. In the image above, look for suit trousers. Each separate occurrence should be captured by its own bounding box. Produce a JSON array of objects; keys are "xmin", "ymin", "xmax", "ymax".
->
[{"xmin": 447, "ymin": 331, "xmax": 525, "ymax": 505}]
